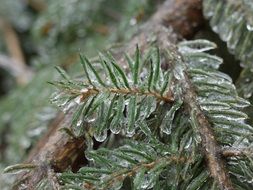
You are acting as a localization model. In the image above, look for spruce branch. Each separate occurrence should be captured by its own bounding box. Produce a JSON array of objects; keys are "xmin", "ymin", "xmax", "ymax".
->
[
  {"xmin": 57, "ymin": 38, "xmax": 253, "ymax": 190},
  {"xmin": 51, "ymin": 47, "xmax": 176, "ymax": 140},
  {"xmin": 60, "ymin": 140, "xmax": 194, "ymax": 190},
  {"xmin": 4, "ymin": 1, "xmax": 253, "ymax": 190},
  {"xmin": 177, "ymin": 40, "xmax": 253, "ymax": 189},
  {"xmin": 11, "ymin": 0, "xmax": 205, "ymax": 188}
]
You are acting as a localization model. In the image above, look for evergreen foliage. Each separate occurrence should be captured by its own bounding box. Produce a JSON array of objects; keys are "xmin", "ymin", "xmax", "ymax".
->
[
  {"xmin": 51, "ymin": 40, "xmax": 253, "ymax": 189},
  {"xmin": 1, "ymin": 1, "xmax": 253, "ymax": 189},
  {"xmin": 203, "ymin": 0, "xmax": 253, "ymax": 67},
  {"xmin": 180, "ymin": 40, "xmax": 253, "ymax": 145},
  {"xmin": 52, "ymin": 47, "xmax": 176, "ymax": 140},
  {"xmin": 203, "ymin": 0, "xmax": 253, "ymax": 147}
]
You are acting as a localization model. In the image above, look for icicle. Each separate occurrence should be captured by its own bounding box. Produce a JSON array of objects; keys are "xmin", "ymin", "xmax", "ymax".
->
[
  {"xmin": 173, "ymin": 64, "xmax": 185, "ymax": 81},
  {"xmin": 63, "ymin": 101, "xmax": 76, "ymax": 113},
  {"xmin": 178, "ymin": 39, "xmax": 217, "ymax": 53},
  {"xmin": 160, "ymin": 101, "xmax": 182, "ymax": 135}
]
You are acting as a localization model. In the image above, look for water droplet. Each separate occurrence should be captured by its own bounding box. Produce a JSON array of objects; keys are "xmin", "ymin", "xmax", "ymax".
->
[
  {"xmin": 247, "ymin": 178, "xmax": 253, "ymax": 184},
  {"xmin": 119, "ymin": 160, "xmax": 130, "ymax": 168},
  {"xmin": 244, "ymin": 91, "xmax": 252, "ymax": 99},
  {"xmin": 94, "ymin": 130, "xmax": 107, "ymax": 142},
  {"xmin": 160, "ymin": 101, "xmax": 182, "ymax": 135},
  {"xmin": 63, "ymin": 101, "xmax": 76, "ymax": 113},
  {"xmin": 245, "ymin": 77, "xmax": 251, "ymax": 83},
  {"xmin": 85, "ymin": 136, "xmax": 94, "ymax": 150},
  {"xmin": 185, "ymin": 136, "xmax": 193, "ymax": 149},
  {"xmin": 246, "ymin": 23, "xmax": 253, "ymax": 31},
  {"xmin": 20, "ymin": 184, "xmax": 28, "ymax": 189},
  {"xmin": 74, "ymin": 95, "xmax": 83, "ymax": 104},
  {"xmin": 85, "ymin": 150, "xmax": 95, "ymax": 162},
  {"xmin": 76, "ymin": 119, "xmax": 82, "ymax": 127},
  {"xmin": 203, "ymin": 0, "xmax": 215, "ymax": 18},
  {"xmin": 110, "ymin": 124, "xmax": 121, "ymax": 134},
  {"xmin": 87, "ymin": 117, "xmax": 96, "ymax": 123},
  {"xmin": 126, "ymin": 126, "xmax": 135, "ymax": 137},
  {"xmin": 130, "ymin": 18, "xmax": 137, "ymax": 26}
]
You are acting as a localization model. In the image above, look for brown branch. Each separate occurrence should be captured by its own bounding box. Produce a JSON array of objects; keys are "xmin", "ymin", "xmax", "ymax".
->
[
  {"xmin": 67, "ymin": 86, "xmax": 174, "ymax": 103},
  {"xmin": 13, "ymin": 113, "xmax": 87, "ymax": 189},
  {"xmin": 222, "ymin": 147, "xmax": 253, "ymax": 158},
  {"xmin": 151, "ymin": 1, "xmax": 234, "ymax": 189},
  {"xmin": 121, "ymin": 0, "xmax": 234, "ymax": 189},
  {"xmin": 181, "ymin": 78, "xmax": 234, "ymax": 190},
  {"xmin": 13, "ymin": 0, "xmax": 204, "ymax": 189}
]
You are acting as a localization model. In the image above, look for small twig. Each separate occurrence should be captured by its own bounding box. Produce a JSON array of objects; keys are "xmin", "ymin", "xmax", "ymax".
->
[
  {"xmin": 67, "ymin": 86, "xmax": 174, "ymax": 103},
  {"xmin": 86, "ymin": 155, "xmax": 191, "ymax": 190},
  {"xmin": 222, "ymin": 147, "xmax": 253, "ymax": 157}
]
